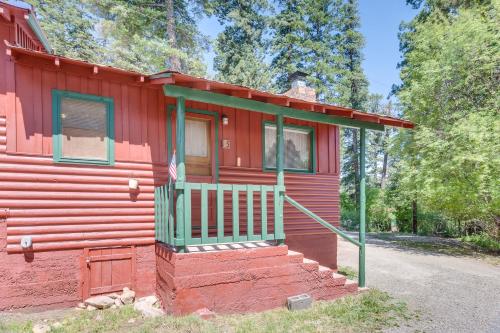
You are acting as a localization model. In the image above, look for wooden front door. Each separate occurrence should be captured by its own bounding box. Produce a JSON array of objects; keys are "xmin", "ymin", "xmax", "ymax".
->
[{"xmin": 185, "ymin": 112, "xmax": 217, "ymax": 237}]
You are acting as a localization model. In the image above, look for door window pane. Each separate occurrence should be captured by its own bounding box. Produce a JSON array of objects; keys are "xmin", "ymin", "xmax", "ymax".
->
[{"xmin": 186, "ymin": 118, "xmax": 209, "ymax": 157}]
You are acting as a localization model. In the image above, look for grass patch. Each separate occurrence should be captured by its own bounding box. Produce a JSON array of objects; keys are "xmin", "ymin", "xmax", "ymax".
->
[
  {"xmin": 0, "ymin": 290, "xmax": 412, "ymax": 333},
  {"xmin": 337, "ymin": 266, "xmax": 358, "ymax": 280},
  {"xmin": 461, "ymin": 233, "xmax": 500, "ymax": 253}
]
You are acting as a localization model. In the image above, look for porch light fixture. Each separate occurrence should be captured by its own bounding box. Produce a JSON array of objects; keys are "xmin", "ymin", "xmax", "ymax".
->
[
  {"xmin": 129, "ymin": 178, "xmax": 139, "ymax": 190},
  {"xmin": 222, "ymin": 115, "xmax": 229, "ymax": 126}
]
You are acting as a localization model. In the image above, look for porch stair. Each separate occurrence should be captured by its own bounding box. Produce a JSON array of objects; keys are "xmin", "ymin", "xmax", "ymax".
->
[{"xmin": 155, "ymin": 242, "xmax": 358, "ymax": 315}]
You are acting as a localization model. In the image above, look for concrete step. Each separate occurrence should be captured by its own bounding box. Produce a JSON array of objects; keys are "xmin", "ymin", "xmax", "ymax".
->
[{"xmin": 287, "ymin": 250, "xmax": 304, "ymax": 263}]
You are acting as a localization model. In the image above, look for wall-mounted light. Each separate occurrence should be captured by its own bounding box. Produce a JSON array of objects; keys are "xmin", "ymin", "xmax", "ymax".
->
[
  {"xmin": 222, "ymin": 115, "xmax": 229, "ymax": 126},
  {"xmin": 129, "ymin": 178, "xmax": 139, "ymax": 190}
]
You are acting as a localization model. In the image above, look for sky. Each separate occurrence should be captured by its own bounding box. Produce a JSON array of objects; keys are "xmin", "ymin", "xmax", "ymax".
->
[{"xmin": 198, "ymin": 1, "xmax": 418, "ymax": 99}]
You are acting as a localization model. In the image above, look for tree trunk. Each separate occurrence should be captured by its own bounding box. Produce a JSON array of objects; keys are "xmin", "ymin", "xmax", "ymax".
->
[
  {"xmin": 166, "ymin": 0, "xmax": 181, "ymax": 71},
  {"xmin": 412, "ymin": 200, "xmax": 418, "ymax": 234},
  {"xmin": 380, "ymin": 146, "xmax": 388, "ymax": 188}
]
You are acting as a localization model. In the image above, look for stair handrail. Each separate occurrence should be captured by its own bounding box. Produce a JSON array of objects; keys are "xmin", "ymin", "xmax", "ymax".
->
[{"xmin": 284, "ymin": 195, "xmax": 361, "ymax": 248}]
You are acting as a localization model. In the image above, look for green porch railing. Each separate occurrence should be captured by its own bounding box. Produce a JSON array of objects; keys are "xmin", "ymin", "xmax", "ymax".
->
[
  {"xmin": 154, "ymin": 182, "xmax": 285, "ymax": 247},
  {"xmin": 284, "ymin": 194, "xmax": 365, "ymax": 287}
]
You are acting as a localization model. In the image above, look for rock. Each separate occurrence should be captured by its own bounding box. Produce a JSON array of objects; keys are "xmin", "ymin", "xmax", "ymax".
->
[
  {"xmin": 120, "ymin": 287, "xmax": 135, "ymax": 305},
  {"xmin": 114, "ymin": 298, "xmax": 123, "ymax": 307},
  {"xmin": 107, "ymin": 293, "xmax": 121, "ymax": 299},
  {"xmin": 136, "ymin": 295, "xmax": 158, "ymax": 306},
  {"xmin": 111, "ymin": 305, "xmax": 117, "ymax": 309},
  {"xmin": 134, "ymin": 300, "xmax": 163, "ymax": 318},
  {"xmin": 77, "ymin": 302, "xmax": 86, "ymax": 309},
  {"xmin": 32, "ymin": 323, "xmax": 51, "ymax": 333},
  {"xmin": 86, "ymin": 305, "xmax": 97, "ymax": 311},
  {"xmin": 84, "ymin": 295, "xmax": 115, "ymax": 309},
  {"xmin": 195, "ymin": 308, "xmax": 216, "ymax": 320},
  {"xmin": 128, "ymin": 318, "xmax": 136, "ymax": 324}
]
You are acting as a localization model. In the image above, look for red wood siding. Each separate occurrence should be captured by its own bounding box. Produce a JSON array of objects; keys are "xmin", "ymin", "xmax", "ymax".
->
[{"xmin": 0, "ymin": 40, "xmax": 340, "ymax": 264}]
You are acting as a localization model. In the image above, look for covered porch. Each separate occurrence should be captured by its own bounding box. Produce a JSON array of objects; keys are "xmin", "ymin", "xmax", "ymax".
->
[{"xmin": 151, "ymin": 72, "xmax": 413, "ymax": 291}]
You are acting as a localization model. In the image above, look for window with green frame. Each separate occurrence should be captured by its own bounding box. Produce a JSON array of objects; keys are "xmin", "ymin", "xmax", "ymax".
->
[
  {"xmin": 263, "ymin": 122, "xmax": 315, "ymax": 173},
  {"xmin": 52, "ymin": 90, "xmax": 114, "ymax": 165}
]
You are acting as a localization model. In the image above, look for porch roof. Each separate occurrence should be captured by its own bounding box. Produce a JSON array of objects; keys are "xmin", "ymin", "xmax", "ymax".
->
[{"xmin": 151, "ymin": 71, "xmax": 414, "ymax": 130}]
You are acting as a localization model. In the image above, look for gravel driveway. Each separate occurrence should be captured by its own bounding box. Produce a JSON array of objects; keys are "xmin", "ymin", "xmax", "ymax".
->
[{"xmin": 338, "ymin": 233, "xmax": 500, "ymax": 333}]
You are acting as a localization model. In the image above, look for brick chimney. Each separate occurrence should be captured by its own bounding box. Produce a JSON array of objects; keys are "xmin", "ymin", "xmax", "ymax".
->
[{"xmin": 283, "ymin": 71, "xmax": 316, "ymax": 102}]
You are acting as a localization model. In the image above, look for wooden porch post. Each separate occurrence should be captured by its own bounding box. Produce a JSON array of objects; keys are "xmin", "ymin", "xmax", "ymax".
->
[
  {"xmin": 358, "ymin": 127, "xmax": 366, "ymax": 288},
  {"xmin": 175, "ymin": 96, "xmax": 186, "ymax": 252},
  {"xmin": 276, "ymin": 114, "xmax": 285, "ymax": 244}
]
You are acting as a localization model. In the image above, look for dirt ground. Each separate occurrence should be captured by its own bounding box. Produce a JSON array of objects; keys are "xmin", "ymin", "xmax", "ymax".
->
[{"xmin": 338, "ymin": 233, "xmax": 500, "ymax": 333}]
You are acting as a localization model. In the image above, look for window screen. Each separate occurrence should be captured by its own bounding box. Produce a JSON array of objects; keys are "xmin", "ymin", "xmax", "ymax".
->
[
  {"xmin": 264, "ymin": 124, "xmax": 312, "ymax": 171},
  {"xmin": 60, "ymin": 97, "xmax": 108, "ymax": 160}
]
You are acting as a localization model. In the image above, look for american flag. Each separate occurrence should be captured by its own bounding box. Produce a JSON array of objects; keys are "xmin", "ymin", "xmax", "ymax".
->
[{"xmin": 168, "ymin": 151, "xmax": 177, "ymax": 181}]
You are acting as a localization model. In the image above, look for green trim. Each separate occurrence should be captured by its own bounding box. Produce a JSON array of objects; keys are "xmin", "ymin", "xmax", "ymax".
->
[
  {"xmin": 167, "ymin": 104, "xmax": 220, "ymax": 182},
  {"xmin": 26, "ymin": 13, "xmax": 53, "ymax": 54},
  {"xmin": 262, "ymin": 121, "xmax": 316, "ymax": 174},
  {"xmin": 52, "ymin": 89, "xmax": 115, "ymax": 166},
  {"xmin": 163, "ymin": 85, "xmax": 384, "ymax": 131},
  {"xmin": 359, "ymin": 128, "xmax": 367, "ymax": 288}
]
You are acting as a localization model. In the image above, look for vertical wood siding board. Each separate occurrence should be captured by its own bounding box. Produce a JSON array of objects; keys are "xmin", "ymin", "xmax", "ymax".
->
[
  {"xmin": 41, "ymin": 70, "xmax": 56, "ymax": 155},
  {"xmin": 15, "ymin": 65, "xmax": 33, "ymax": 153},
  {"xmin": 140, "ymin": 87, "xmax": 149, "ymax": 162},
  {"xmin": 0, "ymin": 25, "xmax": 6, "ymax": 117},
  {"xmin": 148, "ymin": 89, "xmax": 159, "ymax": 163},
  {"xmin": 87, "ymin": 77, "xmax": 100, "ymax": 96},
  {"xmin": 128, "ymin": 86, "xmax": 140, "ymax": 160},
  {"xmin": 249, "ymin": 112, "xmax": 262, "ymax": 168},
  {"xmin": 5, "ymin": 36, "xmax": 16, "ymax": 151},
  {"xmin": 318, "ymin": 124, "xmax": 329, "ymax": 173},
  {"xmin": 328, "ymin": 125, "xmax": 336, "ymax": 174},
  {"xmin": 221, "ymin": 107, "xmax": 236, "ymax": 167},
  {"xmin": 110, "ymin": 83, "xmax": 123, "ymax": 159},
  {"xmin": 32, "ymin": 66, "xmax": 43, "ymax": 154},
  {"xmin": 235, "ymin": 109, "xmax": 249, "ymax": 167},
  {"xmin": 66, "ymin": 75, "xmax": 81, "ymax": 92},
  {"xmin": 80, "ymin": 75, "xmax": 87, "ymax": 94},
  {"xmin": 158, "ymin": 93, "xmax": 167, "ymax": 164}
]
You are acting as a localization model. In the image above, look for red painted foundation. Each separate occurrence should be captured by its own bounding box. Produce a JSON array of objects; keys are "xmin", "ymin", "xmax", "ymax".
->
[
  {"xmin": 0, "ymin": 244, "xmax": 156, "ymax": 311},
  {"xmin": 155, "ymin": 243, "xmax": 357, "ymax": 315}
]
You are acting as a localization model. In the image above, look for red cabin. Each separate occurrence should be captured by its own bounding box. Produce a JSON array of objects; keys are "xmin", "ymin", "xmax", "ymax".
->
[{"xmin": 0, "ymin": 1, "xmax": 413, "ymax": 313}]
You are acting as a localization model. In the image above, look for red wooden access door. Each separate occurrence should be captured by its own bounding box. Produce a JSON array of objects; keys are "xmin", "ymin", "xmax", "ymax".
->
[{"xmin": 82, "ymin": 246, "xmax": 136, "ymax": 299}]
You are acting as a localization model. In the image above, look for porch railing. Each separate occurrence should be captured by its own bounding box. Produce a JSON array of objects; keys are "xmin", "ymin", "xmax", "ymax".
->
[{"xmin": 154, "ymin": 182, "xmax": 285, "ymax": 248}]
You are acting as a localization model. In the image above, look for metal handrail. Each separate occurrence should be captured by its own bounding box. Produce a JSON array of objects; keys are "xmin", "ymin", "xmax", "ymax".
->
[{"xmin": 284, "ymin": 195, "xmax": 361, "ymax": 247}]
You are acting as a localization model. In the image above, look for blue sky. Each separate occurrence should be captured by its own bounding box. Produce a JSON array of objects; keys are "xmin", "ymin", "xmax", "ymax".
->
[{"xmin": 199, "ymin": 1, "xmax": 417, "ymax": 99}]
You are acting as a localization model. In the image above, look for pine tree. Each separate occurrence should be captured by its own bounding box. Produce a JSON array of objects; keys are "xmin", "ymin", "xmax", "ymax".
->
[
  {"xmin": 209, "ymin": 0, "xmax": 272, "ymax": 90},
  {"xmin": 90, "ymin": 0, "xmax": 208, "ymax": 75},
  {"xmin": 337, "ymin": 0, "xmax": 369, "ymax": 207},
  {"xmin": 271, "ymin": 0, "xmax": 342, "ymax": 100},
  {"xmin": 27, "ymin": 0, "xmax": 105, "ymax": 62}
]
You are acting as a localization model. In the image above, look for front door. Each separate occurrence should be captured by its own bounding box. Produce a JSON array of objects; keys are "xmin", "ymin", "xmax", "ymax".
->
[{"xmin": 184, "ymin": 112, "xmax": 217, "ymax": 237}]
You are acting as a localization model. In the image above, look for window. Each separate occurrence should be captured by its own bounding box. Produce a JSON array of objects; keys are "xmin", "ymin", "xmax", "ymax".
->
[
  {"xmin": 52, "ymin": 90, "xmax": 114, "ymax": 165},
  {"xmin": 263, "ymin": 122, "xmax": 315, "ymax": 173},
  {"xmin": 185, "ymin": 117, "xmax": 211, "ymax": 176}
]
